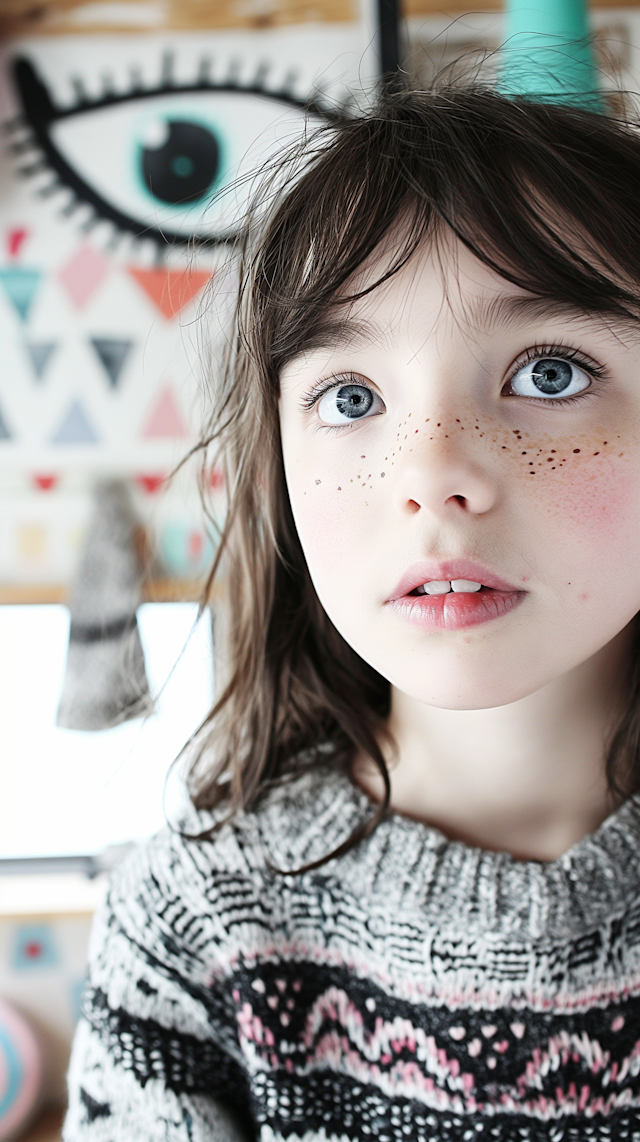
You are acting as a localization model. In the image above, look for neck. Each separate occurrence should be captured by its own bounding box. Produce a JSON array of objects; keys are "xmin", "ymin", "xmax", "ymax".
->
[{"xmin": 354, "ymin": 626, "xmax": 634, "ymax": 862}]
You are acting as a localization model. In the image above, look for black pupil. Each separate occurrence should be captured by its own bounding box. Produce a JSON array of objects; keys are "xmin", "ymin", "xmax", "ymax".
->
[
  {"xmin": 532, "ymin": 358, "xmax": 573, "ymax": 394},
  {"xmin": 141, "ymin": 120, "xmax": 219, "ymax": 206},
  {"xmin": 335, "ymin": 385, "xmax": 373, "ymax": 418}
]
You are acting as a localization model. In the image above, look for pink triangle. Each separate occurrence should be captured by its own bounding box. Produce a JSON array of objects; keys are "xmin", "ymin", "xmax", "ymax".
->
[
  {"xmin": 141, "ymin": 387, "xmax": 189, "ymax": 439},
  {"xmin": 209, "ymin": 465, "xmax": 224, "ymax": 490},
  {"xmin": 7, "ymin": 228, "xmax": 29, "ymax": 259},
  {"xmin": 33, "ymin": 473, "xmax": 58, "ymax": 491},
  {"xmin": 134, "ymin": 472, "xmax": 167, "ymax": 494},
  {"xmin": 58, "ymin": 243, "xmax": 110, "ymax": 310}
]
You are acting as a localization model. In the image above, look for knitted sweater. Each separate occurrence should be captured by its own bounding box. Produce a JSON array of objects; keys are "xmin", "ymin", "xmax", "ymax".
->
[{"xmin": 64, "ymin": 762, "xmax": 640, "ymax": 1142}]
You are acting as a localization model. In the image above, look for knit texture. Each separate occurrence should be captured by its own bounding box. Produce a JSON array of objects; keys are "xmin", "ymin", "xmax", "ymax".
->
[{"xmin": 64, "ymin": 762, "xmax": 640, "ymax": 1141}]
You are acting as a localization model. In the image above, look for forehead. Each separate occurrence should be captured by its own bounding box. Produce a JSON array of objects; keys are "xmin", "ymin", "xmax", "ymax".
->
[
  {"xmin": 333, "ymin": 233, "xmax": 640, "ymax": 339},
  {"xmin": 279, "ymin": 234, "xmax": 640, "ymax": 387},
  {"xmin": 340, "ymin": 234, "xmax": 519, "ymax": 318}
]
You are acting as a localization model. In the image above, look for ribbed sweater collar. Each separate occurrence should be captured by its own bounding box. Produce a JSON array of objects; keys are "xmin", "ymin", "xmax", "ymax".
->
[{"xmin": 255, "ymin": 762, "xmax": 640, "ymax": 941}]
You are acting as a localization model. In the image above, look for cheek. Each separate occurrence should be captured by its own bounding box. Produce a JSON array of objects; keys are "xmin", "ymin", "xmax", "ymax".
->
[
  {"xmin": 285, "ymin": 448, "xmax": 385, "ymax": 612},
  {"xmin": 291, "ymin": 487, "xmax": 371, "ymax": 580},
  {"xmin": 519, "ymin": 451, "xmax": 640, "ymax": 613},
  {"xmin": 527, "ymin": 454, "xmax": 639, "ymax": 546},
  {"xmin": 284, "ymin": 434, "xmax": 384, "ymax": 574}
]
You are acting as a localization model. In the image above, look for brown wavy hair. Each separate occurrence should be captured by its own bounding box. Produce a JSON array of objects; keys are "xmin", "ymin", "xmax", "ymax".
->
[{"xmin": 184, "ymin": 84, "xmax": 640, "ymax": 866}]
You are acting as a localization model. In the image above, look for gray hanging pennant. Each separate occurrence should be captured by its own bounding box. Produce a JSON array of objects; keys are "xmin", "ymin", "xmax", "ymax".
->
[{"xmin": 56, "ymin": 479, "xmax": 153, "ymax": 731}]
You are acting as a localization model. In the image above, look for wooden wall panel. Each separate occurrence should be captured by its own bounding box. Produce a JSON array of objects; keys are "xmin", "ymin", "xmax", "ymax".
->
[
  {"xmin": 0, "ymin": 0, "xmax": 358, "ymax": 38},
  {"xmin": 1, "ymin": 0, "xmax": 634, "ymax": 37}
]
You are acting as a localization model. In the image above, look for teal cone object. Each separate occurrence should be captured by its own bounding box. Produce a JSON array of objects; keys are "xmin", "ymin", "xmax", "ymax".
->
[{"xmin": 499, "ymin": 0, "xmax": 605, "ymax": 111}]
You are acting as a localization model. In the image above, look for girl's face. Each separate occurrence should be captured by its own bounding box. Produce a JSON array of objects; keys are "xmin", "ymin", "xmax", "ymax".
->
[{"xmin": 278, "ymin": 233, "xmax": 640, "ymax": 710}]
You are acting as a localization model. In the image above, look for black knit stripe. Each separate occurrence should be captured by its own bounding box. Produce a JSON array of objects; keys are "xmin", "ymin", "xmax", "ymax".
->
[
  {"xmin": 87, "ymin": 958, "xmax": 640, "ymax": 1119},
  {"xmin": 252, "ymin": 1069, "xmax": 640, "ymax": 1141},
  {"xmin": 83, "ymin": 987, "xmax": 256, "ymax": 1138}
]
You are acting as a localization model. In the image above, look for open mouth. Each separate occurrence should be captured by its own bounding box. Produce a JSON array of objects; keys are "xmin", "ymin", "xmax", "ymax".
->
[
  {"xmin": 394, "ymin": 580, "xmax": 525, "ymax": 631},
  {"xmin": 409, "ymin": 579, "xmax": 491, "ymax": 596}
]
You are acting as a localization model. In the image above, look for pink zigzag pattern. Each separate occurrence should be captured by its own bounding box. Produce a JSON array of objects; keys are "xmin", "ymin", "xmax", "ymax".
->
[{"xmin": 235, "ymin": 986, "xmax": 640, "ymax": 1121}]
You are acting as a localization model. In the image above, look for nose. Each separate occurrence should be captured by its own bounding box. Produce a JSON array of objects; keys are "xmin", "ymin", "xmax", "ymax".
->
[{"xmin": 391, "ymin": 419, "xmax": 498, "ymax": 518}]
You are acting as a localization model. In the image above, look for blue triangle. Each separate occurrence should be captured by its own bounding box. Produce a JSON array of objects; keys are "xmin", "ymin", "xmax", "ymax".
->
[
  {"xmin": 26, "ymin": 340, "xmax": 57, "ymax": 380},
  {"xmin": 0, "ymin": 267, "xmax": 41, "ymax": 322},
  {"xmin": 51, "ymin": 399, "xmax": 98, "ymax": 445}
]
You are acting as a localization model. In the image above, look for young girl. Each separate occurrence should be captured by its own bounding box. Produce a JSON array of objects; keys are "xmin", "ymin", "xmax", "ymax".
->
[{"xmin": 64, "ymin": 86, "xmax": 640, "ymax": 1141}]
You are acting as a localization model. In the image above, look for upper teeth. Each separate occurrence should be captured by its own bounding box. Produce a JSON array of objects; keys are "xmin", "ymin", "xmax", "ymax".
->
[{"xmin": 417, "ymin": 580, "xmax": 482, "ymax": 595}]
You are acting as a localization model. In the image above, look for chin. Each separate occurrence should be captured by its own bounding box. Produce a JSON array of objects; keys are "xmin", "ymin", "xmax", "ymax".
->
[
  {"xmin": 412, "ymin": 688, "xmax": 530, "ymax": 711},
  {"xmin": 389, "ymin": 662, "xmax": 548, "ymax": 711},
  {"xmin": 332, "ymin": 616, "xmax": 561, "ymax": 710}
]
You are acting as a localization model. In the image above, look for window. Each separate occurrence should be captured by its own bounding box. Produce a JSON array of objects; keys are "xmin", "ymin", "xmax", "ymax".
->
[{"xmin": 0, "ymin": 603, "xmax": 213, "ymax": 859}]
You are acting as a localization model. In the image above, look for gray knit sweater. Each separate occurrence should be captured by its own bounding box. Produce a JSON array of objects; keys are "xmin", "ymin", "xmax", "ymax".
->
[{"xmin": 64, "ymin": 762, "xmax": 640, "ymax": 1141}]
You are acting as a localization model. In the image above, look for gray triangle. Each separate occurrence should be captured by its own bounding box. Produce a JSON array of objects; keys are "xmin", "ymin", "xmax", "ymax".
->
[
  {"xmin": 0, "ymin": 402, "xmax": 12, "ymax": 440},
  {"xmin": 90, "ymin": 338, "xmax": 132, "ymax": 388},
  {"xmin": 26, "ymin": 340, "xmax": 57, "ymax": 380}
]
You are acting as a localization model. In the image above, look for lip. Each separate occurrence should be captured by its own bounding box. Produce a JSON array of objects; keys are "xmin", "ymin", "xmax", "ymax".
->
[
  {"xmin": 387, "ymin": 559, "xmax": 523, "ymax": 602},
  {"xmin": 385, "ymin": 558, "xmax": 526, "ymax": 632}
]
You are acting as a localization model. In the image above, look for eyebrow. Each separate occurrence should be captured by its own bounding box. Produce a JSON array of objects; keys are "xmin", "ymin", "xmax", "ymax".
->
[
  {"xmin": 283, "ymin": 317, "xmax": 391, "ymax": 360},
  {"xmin": 463, "ymin": 293, "xmax": 640, "ymax": 336}
]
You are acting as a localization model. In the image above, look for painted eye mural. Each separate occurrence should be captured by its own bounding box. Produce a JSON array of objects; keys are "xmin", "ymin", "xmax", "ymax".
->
[
  {"xmin": 0, "ymin": 9, "xmax": 378, "ymax": 590},
  {"xmin": 9, "ymin": 53, "xmax": 342, "ymax": 249}
]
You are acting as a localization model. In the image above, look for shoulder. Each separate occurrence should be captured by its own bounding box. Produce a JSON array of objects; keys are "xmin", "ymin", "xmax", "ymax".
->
[
  {"xmin": 108, "ymin": 760, "xmax": 338, "ymax": 900},
  {"xmin": 99, "ymin": 807, "xmax": 265, "ymax": 955},
  {"xmin": 84, "ymin": 811, "xmax": 270, "ymax": 1045},
  {"xmin": 92, "ymin": 760, "xmax": 368, "ymax": 976}
]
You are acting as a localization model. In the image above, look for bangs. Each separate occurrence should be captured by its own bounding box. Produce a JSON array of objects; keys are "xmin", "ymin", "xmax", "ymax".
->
[{"xmin": 246, "ymin": 88, "xmax": 640, "ymax": 381}]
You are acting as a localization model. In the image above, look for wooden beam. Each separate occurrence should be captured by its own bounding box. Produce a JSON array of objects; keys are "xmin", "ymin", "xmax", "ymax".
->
[
  {"xmin": 0, "ymin": 579, "xmax": 217, "ymax": 605},
  {"xmin": 0, "ymin": 0, "xmax": 357, "ymax": 37}
]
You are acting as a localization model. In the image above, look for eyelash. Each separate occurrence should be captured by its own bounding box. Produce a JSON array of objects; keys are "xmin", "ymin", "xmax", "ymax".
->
[
  {"xmin": 8, "ymin": 54, "xmax": 340, "ymax": 252},
  {"xmin": 298, "ymin": 372, "xmax": 369, "ymax": 435},
  {"xmin": 504, "ymin": 343, "xmax": 606, "ymax": 405},
  {"xmin": 299, "ymin": 344, "xmax": 607, "ymax": 432}
]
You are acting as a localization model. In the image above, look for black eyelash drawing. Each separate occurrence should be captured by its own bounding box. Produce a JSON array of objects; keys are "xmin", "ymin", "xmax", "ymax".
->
[{"xmin": 5, "ymin": 54, "xmax": 347, "ymax": 253}]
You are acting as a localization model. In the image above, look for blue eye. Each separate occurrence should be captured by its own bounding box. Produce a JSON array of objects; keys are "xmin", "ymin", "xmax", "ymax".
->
[
  {"xmin": 8, "ymin": 55, "xmax": 340, "ymax": 250},
  {"xmin": 317, "ymin": 383, "xmax": 381, "ymax": 424},
  {"xmin": 510, "ymin": 357, "xmax": 591, "ymax": 400}
]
